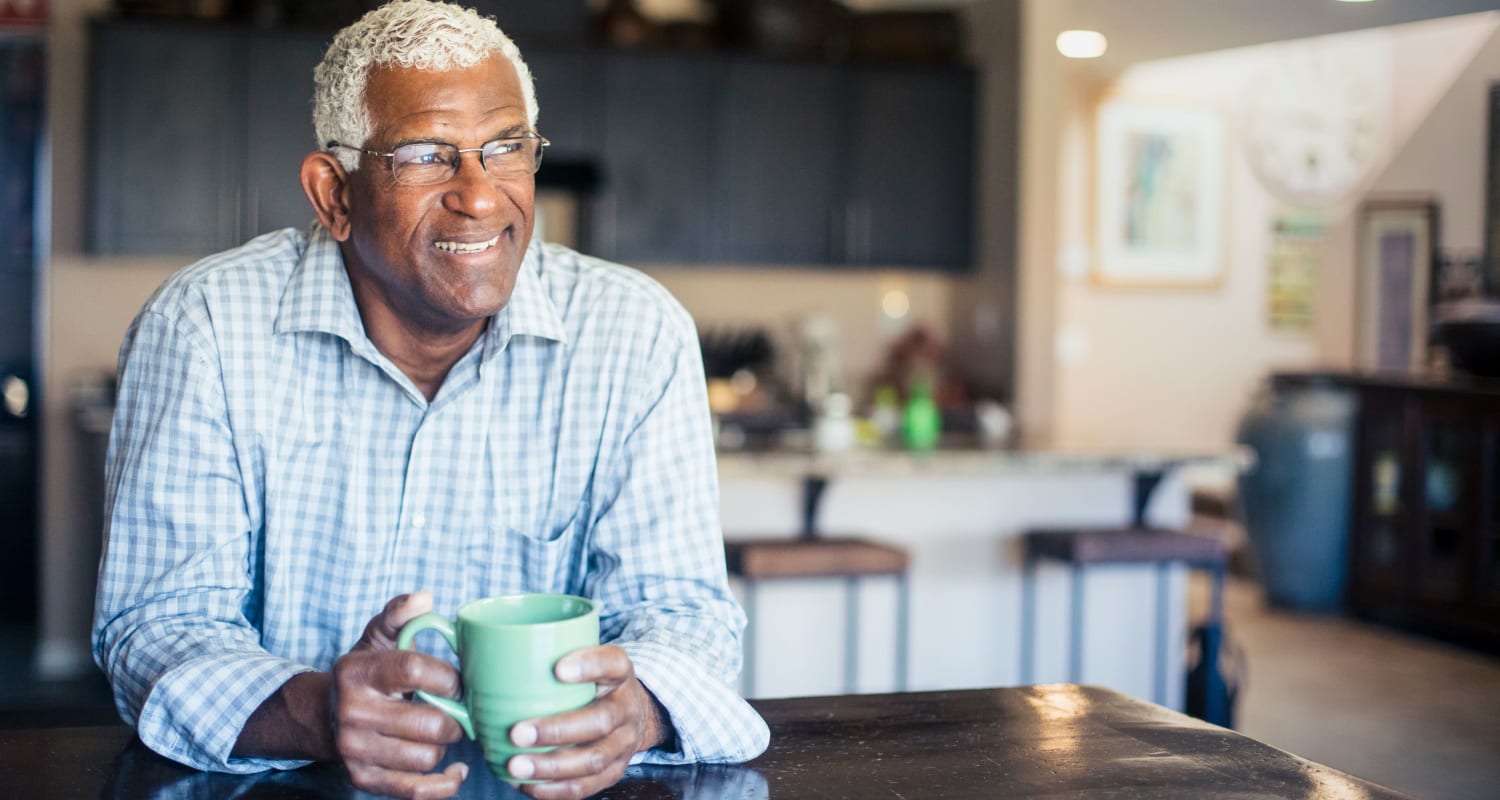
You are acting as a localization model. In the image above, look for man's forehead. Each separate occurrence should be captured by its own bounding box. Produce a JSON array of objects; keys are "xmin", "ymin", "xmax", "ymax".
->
[{"xmin": 364, "ymin": 57, "xmax": 525, "ymax": 132}]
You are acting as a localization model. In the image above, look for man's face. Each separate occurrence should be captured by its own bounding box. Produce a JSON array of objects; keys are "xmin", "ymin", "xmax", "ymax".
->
[{"xmin": 339, "ymin": 56, "xmax": 535, "ymax": 336}]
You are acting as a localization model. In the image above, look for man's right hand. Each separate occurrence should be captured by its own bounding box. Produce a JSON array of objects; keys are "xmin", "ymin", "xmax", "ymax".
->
[{"xmin": 331, "ymin": 591, "xmax": 469, "ymax": 800}]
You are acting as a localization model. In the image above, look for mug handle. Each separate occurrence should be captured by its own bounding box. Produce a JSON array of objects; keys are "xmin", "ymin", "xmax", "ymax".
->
[{"xmin": 395, "ymin": 612, "xmax": 476, "ymax": 740}]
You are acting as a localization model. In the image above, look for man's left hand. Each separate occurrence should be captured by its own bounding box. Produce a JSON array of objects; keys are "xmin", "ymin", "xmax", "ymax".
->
[{"xmin": 504, "ymin": 645, "xmax": 667, "ymax": 800}]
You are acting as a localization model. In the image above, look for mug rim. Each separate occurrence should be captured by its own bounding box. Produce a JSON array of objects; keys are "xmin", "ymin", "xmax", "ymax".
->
[{"xmin": 456, "ymin": 592, "xmax": 597, "ymax": 629}]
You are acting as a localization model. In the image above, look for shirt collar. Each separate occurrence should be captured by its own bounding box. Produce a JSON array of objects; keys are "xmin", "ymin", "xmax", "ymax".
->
[
  {"xmin": 487, "ymin": 239, "xmax": 568, "ymax": 355},
  {"xmin": 274, "ymin": 225, "xmax": 568, "ymax": 353},
  {"xmin": 273, "ymin": 224, "xmax": 366, "ymax": 345}
]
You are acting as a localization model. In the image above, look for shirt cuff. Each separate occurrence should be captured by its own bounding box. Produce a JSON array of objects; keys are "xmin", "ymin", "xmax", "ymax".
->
[
  {"xmin": 621, "ymin": 640, "xmax": 770, "ymax": 765},
  {"xmin": 136, "ymin": 651, "xmax": 316, "ymax": 774}
]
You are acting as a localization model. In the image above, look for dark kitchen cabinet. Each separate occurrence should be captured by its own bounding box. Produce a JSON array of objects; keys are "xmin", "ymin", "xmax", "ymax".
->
[
  {"xmin": 596, "ymin": 52, "xmax": 721, "ymax": 264},
  {"xmin": 713, "ymin": 59, "xmax": 843, "ymax": 265},
  {"xmin": 245, "ymin": 30, "xmax": 330, "ymax": 236},
  {"xmin": 525, "ymin": 49, "xmax": 603, "ymax": 160},
  {"xmin": 1342, "ymin": 375, "xmax": 1500, "ymax": 651},
  {"xmin": 89, "ymin": 22, "xmax": 245, "ymax": 253},
  {"xmin": 89, "ymin": 21, "xmax": 330, "ymax": 253},
  {"xmin": 844, "ymin": 65, "xmax": 974, "ymax": 269},
  {"xmin": 601, "ymin": 56, "xmax": 975, "ymax": 269}
]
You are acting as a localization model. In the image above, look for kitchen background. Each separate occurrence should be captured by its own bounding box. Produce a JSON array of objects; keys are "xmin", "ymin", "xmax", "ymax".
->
[
  {"xmin": 21, "ymin": 0, "xmax": 1500, "ymax": 682},
  {"xmin": 6, "ymin": 0, "xmax": 1500, "ymax": 797}
]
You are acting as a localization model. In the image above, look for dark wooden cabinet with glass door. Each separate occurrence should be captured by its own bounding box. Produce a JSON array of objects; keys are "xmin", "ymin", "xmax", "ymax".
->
[{"xmin": 1348, "ymin": 378, "xmax": 1500, "ymax": 650}]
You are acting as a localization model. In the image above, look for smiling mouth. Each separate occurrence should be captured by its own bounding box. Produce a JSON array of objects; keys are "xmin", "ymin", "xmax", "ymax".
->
[{"xmin": 433, "ymin": 234, "xmax": 501, "ymax": 255}]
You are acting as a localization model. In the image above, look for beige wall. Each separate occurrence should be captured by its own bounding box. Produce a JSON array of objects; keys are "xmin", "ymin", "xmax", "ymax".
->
[
  {"xmin": 39, "ymin": 0, "xmax": 185, "ymax": 676},
  {"xmin": 1029, "ymin": 12, "xmax": 1499, "ymax": 452}
]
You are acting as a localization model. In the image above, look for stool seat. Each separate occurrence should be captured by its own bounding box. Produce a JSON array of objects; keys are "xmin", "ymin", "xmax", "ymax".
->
[
  {"xmin": 1019, "ymin": 526, "xmax": 1230, "ymax": 715},
  {"xmin": 725, "ymin": 537, "xmax": 910, "ymax": 580},
  {"xmin": 724, "ymin": 534, "xmax": 911, "ymax": 696},
  {"xmin": 1024, "ymin": 527, "xmax": 1227, "ymax": 567}
]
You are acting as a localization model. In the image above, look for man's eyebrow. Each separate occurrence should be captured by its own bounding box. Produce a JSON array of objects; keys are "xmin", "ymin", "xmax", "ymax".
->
[{"xmin": 493, "ymin": 123, "xmax": 531, "ymax": 138}]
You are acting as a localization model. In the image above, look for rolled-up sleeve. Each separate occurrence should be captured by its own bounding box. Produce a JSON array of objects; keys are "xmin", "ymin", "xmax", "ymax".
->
[
  {"xmin": 583, "ymin": 303, "xmax": 770, "ymax": 765},
  {"xmin": 93, "ymin": 308, "xmax": 309, "ymax": 773}
]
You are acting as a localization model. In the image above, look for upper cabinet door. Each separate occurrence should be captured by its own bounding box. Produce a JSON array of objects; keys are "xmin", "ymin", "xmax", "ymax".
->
[
  {"xmin": 88, "ymin": 23, "xmax": 246, "ymax": 254},
  {"xmin": 597, "ymin": 52, "xmax": 722, "ymax": 264},
  {"xmin": 525, "ymin": 49, "xmax": 603, "ymax": 160},
  {"xmin": 714, "ymin": 59, "xmax": 843, "ymax": 266},
  {"xmin": 245, "ymin": 31, "xmax": 330, "ymax": 238},
  {"xmin": 845, "ymin": 65, "xmax": 975, "ymax": 270},
  {"xmin": 85, "ymin": 24, "xmax": 979, "ymax": 271}
]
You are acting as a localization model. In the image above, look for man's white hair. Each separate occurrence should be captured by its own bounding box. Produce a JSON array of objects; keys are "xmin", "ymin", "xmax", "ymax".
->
[{"xmin": 313, "ymin": 0, "xmax": 538, "ymax": 171}]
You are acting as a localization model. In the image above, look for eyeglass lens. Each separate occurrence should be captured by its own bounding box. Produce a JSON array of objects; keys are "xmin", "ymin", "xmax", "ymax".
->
[{"xmin": 390, "ymin": 138, "xmax": 544, "ymax": 185}]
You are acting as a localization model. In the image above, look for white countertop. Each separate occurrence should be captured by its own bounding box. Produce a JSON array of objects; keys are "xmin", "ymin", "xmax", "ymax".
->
[{"xmin": 715, "ymin": 444, "xmax": 1249, "ymax": 480}]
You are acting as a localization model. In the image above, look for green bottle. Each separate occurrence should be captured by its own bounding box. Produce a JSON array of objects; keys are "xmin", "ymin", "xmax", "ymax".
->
[{"xmin": 902, "ymin": 379, "xmax": 942, "ymax": 452}]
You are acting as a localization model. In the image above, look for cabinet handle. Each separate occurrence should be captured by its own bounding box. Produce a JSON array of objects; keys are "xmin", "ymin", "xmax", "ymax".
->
[
  {"xmin": 844, "ymin": 201, "xmax": 858, "ymax": 264},
  {"xmin": 860, "ymin": 205, "xmax": 873, "ymax": 263},
  {"xmin": 830, "ymin": 204, "xmax": 844, "ymax": 262},
  {"xmin": 247, "ymin": 184, "xmax": 259, "ymax": 238}
]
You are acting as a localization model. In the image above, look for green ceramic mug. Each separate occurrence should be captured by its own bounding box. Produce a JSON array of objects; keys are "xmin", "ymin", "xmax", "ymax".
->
[{"xmin": 396, "ymin": 593, "xmax": 600, "ymax": 783}]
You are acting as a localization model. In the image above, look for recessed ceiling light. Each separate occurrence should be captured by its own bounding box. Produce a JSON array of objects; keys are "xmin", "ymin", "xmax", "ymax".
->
[{"xmin": 1057, "ymin": 30, "xmax": 1108, "ymax": 59}]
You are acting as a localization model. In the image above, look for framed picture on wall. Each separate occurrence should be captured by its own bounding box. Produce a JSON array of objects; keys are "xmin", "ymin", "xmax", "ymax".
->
[
  {"xmin": 1094, "ymin": 101, "xmax": 1227, "ymax": 288},
  {"xmin": 1355, "ymin": 198, "xmax": 1440, "ymax": 373}
]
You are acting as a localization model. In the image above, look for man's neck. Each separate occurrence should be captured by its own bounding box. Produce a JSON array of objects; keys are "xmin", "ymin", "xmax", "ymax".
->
[
  {"xmin": 381, "ymin": 325, "xmax": 484, "ymax": 402},
  {"xmin": 355, "ymin": 297, "xmax": 487, "ymax": 403}
]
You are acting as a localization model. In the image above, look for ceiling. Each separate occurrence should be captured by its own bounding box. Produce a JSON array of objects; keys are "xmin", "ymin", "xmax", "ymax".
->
[
  {"xmin": 1062, "ymin": 0, "xmax": 1500, "ymax": 70},
  {"xmin": 852, "ymin": 0, "xmax": 1500, "ymax": 69}
]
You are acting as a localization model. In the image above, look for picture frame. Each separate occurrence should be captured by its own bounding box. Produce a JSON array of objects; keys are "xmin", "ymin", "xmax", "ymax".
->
[
  {"xmin": 1094, "ymin": 101, "xmax": 1227, "ymax": 288},
  {"xmin": 1355, "ymin": 198, "xmax": 1440, "ymax": 373}
]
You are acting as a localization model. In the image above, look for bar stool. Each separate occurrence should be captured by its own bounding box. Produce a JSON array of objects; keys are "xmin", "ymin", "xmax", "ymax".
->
[
  {"xmin": 725, "ymin": 535, "xmax": 911, "ymax": 696},
  {"xmin": 1018, "ymin": 526, "xmax": 1228, "ymax": 708}
]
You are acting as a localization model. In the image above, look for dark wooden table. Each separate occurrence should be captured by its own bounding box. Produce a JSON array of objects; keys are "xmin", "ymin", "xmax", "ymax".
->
[{"xmin": 0, "ymin": 685, "xmax": 1411, "ymax": 798}]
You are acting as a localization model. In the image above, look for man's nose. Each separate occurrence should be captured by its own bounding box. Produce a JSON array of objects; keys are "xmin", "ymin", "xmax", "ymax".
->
[{"xmin": 441, "ymin": 150, "xmax": 502, "ymax": 217}]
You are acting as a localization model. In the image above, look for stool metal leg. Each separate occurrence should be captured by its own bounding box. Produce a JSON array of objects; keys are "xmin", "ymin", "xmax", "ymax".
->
[
  {"xmin": 742, "ymin": 580, "xmax": 757, "ymax": 698},
  {"xmin": 1020, "ymin": 552, "xmax": 1036, "ymax": 684},
  {"xmin": 844, "ymin": 576, "xmax": 860, "ymax": 694},
  {"xmin": 1069, "ymin": 563, "xmax": 1085, "ymax": 683},
  {"xmin": 1208, "ymin": 563, "xmax": 1226, "ymax": 624},
  {"xmin": 895, "ymin": 573, "xmax": 910, "ymax": 691},
  {"xmin": 1153, "ymin": 561, "xmax": 1170, "ymax": 705}
]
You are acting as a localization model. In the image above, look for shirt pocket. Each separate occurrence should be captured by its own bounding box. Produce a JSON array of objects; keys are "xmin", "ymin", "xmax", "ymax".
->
[{"xmin": 468, "ymin": 500, "xmax": 591, "ymax": 601}]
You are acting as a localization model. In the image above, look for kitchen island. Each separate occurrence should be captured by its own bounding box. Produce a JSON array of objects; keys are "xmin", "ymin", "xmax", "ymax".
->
[{"xmin": 717, "ymin": 445, "xmax": 1244, "ymax": 708}]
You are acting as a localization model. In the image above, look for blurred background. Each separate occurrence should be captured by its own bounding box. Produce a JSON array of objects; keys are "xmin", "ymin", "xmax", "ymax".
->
[{"xmin": 5, "ymin": 1, "xmax": 1500, "ymax": 798}]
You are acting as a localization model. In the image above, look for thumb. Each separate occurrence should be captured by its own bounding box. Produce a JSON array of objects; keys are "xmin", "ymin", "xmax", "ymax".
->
[{"xmin": 356, "ymin": 590, "xmax": 434, "ymax": 651}]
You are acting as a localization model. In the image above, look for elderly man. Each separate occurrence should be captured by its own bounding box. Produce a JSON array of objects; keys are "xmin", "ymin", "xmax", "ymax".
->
[{"xmin": 91, "ymin": 2, "xmax": 769, "ymax": 798}]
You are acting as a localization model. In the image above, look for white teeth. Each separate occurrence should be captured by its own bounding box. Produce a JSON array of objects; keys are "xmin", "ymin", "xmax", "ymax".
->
[{"xmin": 434, "ymin": 235, "xmax": 499, "ymax": 254}]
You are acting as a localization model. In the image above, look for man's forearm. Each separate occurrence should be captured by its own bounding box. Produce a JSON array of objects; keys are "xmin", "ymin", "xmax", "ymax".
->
[{"xmin": 231, "ymin": 671, "xmax": 337, "ymax": 762}]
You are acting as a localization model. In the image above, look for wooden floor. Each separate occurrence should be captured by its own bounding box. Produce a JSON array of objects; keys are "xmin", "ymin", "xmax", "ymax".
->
[{"xmin": 1197, "ymin": 575, "xmax": 1500, "ymax": 800}]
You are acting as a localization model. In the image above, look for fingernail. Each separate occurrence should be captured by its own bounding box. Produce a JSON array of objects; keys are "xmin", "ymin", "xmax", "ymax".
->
[
  {"xmin": 556, "ymin": 658, "xmax": 581, "ymax": 682},
  {"xmin": 457, "ymin": 763, "xmax": 469, "ymax": 781},
  {"xmin": 509, "ymin": 756, "xmax": 534, "ymax": 780},
  {"xmin": 511, "ymin": 722, "xmax": 538, "ymax": 748}
]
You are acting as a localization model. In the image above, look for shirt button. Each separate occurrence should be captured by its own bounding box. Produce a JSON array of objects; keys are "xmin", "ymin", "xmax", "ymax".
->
[{"xmin": 412, "ymin": 513, "xmax": 427, "ymax": 529}]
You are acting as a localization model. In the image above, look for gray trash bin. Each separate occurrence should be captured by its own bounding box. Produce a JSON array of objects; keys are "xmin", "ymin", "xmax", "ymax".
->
[{"xmin": 1235, "ymin": 377, "xmax": 1356, "ymax": 612}]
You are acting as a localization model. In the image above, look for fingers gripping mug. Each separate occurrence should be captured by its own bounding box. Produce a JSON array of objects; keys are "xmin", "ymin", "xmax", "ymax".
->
[{"xmin": 396, "ymin": 593, "xmax": 600, "ymax": 783}]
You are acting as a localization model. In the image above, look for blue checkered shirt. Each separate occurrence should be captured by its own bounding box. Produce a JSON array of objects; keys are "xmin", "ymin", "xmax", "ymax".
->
[{"xmin": 93, "ymin": 225, "xmax": 769, "ymax": 774}]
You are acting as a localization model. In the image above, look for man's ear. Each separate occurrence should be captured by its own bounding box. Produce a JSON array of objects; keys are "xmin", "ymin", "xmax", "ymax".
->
[{"xmin": 301, "ymin": 151, "xmax": 353, "ymax": 241}]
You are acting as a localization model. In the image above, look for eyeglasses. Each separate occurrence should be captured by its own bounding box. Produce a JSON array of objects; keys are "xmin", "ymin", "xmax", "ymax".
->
[{"xmin": 326, "ymin": 133, "xmax": 550, "ymax": 186}]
